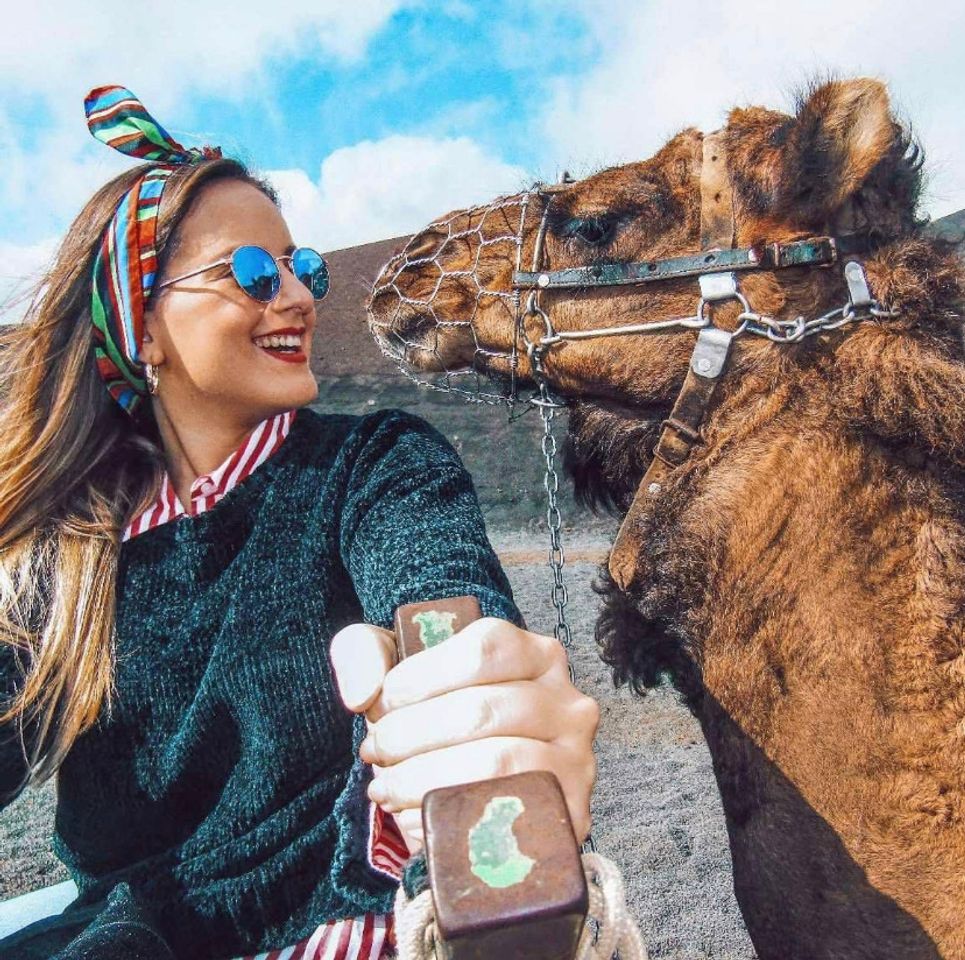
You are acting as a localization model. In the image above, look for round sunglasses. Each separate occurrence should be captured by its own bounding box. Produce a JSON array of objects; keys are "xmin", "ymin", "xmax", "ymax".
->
[{"xmin": 157, "ymin": 245, "xmax": 330, "ymax": 303}]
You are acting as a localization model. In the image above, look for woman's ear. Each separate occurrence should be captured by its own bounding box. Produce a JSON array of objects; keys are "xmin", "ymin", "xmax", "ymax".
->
[
  {"xmin": 139, "ymin": 312, "xmax": 165, "ymax": 366},
  {"xmin": 776, "ymin": 78, "xmax": 897, "ymax": 225}
]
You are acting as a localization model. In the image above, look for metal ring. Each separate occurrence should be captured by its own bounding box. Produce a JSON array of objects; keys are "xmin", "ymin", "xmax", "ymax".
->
[{"xmin": 698, "ymin": 291, "xmax": 753, "ymax": 333}]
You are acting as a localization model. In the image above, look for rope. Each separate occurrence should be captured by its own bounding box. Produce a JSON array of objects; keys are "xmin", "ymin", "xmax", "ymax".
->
[
  {"xmin": 575, "ymin": 853, "xmax": 649, "ymax": 960},
  {"xmin": 392, "ymin": 852, "xmax": 648, "ymax": 960}
]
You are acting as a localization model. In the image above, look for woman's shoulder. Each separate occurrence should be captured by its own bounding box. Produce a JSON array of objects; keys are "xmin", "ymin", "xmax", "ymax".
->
[{"xmin": 291, "ymin": 406, "xmax": 458, "ymax": 467}]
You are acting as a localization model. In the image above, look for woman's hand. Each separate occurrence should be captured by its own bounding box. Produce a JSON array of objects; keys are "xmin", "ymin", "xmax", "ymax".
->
[{"xmin": 330, "ymin": 617, "xmax": 599, "ymax": 852}]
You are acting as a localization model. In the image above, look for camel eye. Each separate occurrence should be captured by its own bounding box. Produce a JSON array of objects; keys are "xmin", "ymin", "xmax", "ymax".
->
[{"xmin": 564, "ymin": 216, "xmax": 614, "ymax": 246}]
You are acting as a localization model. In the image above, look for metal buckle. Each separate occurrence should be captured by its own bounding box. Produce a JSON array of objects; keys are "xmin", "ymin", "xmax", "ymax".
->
[
  {"xmin": 690, "ymin": 326, "xmax": 734, "ymax": 378},
  {"xmin": 698, "ymin": 271, "xmax": 739, "ymax": 301},
  {"xmin": 770, "ymin": 236, "xmax": 839, "ymax": 270}
]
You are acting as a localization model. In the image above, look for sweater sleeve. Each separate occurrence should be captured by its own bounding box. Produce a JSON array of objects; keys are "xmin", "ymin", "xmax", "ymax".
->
[
  {"xmin": 338, "ymin": 409, "xmax": 523, "ymax": 629},
  {"xmin": 329, "ymin": 410, "xmax": 523, "ymax": 909},
  {"xmin": 0, "ymin": 642, "xmax": 32, "ymax": 811}
]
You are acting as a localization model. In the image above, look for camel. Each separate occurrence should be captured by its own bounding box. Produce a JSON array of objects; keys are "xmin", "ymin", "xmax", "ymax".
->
[{"xmin": 365, "ymin": 78, "xmax": 965, "ymax": 959}]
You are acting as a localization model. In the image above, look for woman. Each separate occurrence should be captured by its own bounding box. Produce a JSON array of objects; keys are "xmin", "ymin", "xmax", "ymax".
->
[{"xmin": 0, "ymin": 88, "xmax": 597, "ymax": 959}]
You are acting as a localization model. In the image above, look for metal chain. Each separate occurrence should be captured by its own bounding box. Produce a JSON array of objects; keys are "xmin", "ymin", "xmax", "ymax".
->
[
  {"xmin": 736, "ymin": 301, "xmax": 896, "ymax": 343},
  {"xmin": 537, "ymin": 388, "xmax": 573, "ymax": 657},
  {"xmin": 534, "ymin": 379, "xmax": 598, "ymax": 857}
]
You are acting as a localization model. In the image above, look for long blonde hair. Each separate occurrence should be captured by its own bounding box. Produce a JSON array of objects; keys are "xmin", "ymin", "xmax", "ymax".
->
[{"xmin": 0, "ymin": 157, "xmax": 276, "ymax": 785}]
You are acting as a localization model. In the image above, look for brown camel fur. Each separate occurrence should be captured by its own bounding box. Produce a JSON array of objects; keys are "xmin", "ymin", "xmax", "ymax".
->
[{"xmin": 366, "ymin": 79, "xmax": 965, "ymax": 959}]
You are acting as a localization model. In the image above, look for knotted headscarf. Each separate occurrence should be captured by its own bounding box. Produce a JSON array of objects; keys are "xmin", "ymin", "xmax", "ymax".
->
[{"xmin": 84, "ymin": 85, "xmax": 221, "ymax": 413}]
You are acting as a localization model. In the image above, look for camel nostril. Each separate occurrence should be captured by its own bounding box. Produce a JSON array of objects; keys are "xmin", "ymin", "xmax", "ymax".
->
[{"xmin": 396, "ymin": 310, "xmax": 437, "ymax": 343}]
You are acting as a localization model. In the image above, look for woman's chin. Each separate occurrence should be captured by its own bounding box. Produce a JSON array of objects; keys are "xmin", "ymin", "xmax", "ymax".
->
[
  {"xmin": 231, "ymin": 377, "xmax": 318, "ymax": 423},
  {"xmin": 267, "ymin": 380, "xmax": 318, "ymax": 414},
  {"xmin": 296, "ymin": 376, "xmax": 320, "ymax": 408}
]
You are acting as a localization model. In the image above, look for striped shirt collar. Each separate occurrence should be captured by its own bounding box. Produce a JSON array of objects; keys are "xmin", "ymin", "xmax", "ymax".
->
[{"xmin": 124, "ymin": 410, "xmax": 295, "ymax": 542}]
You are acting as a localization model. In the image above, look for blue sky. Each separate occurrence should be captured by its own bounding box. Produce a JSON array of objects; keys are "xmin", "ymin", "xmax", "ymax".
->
[
  {"xmin": 2, "ymin": 0, "xmax": 965, "ymax": 314},
  {"xmin": 136, "ymin": 3, "xmax": 596, "ymax": 182}
]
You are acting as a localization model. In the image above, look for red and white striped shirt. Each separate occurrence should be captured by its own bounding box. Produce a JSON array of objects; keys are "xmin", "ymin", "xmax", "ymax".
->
[
  {"xmin": 124, "ymin": 411, "xmax": 296, "ymax": 540},
  {"xmin": 125, "ymin": 411, "xmax": 409, "ymax": 959}
]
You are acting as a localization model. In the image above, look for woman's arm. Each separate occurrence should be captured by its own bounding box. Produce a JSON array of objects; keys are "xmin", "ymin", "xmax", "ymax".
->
[
  {"xmin": 337, "ymin": 410, "xmax": 523, "ymax": 628},
  {"xmin": 333, "ymin": 411, "xmax": 598, "ymax": 849}
]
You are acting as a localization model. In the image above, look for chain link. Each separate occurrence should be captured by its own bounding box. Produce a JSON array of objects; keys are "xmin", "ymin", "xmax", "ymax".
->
[{"xmin": 735, "ymin": 301, "xmax": 896, "ymax": 343}]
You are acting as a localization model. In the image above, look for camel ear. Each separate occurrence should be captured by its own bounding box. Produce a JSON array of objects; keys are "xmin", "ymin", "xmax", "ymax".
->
[{"xmin": 777, "ymin": 78, "xmax": 896, "ymax": 224}]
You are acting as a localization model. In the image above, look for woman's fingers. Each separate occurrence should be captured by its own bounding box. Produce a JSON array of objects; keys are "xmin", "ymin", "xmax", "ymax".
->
[
  {"xmin": 360, "ymin": 680, "xmax": 597, "ymax": 766},
  {"xmin": 331, "ymin": 617, "xmax": 599, "ymax": 844},
  {"xmin": 329, "ymin": 623, "xmax": 397, "ymax": 713},
  {"xmin": 391, "ymin": 808, "xmax": 424, "ymax": 854},
  {"xmin": 373, "ymin": 618, "xmax": 568, "ymax": 714},
  {"xmin": 368, "ymin": 737, "xmax": 596, "ymax": 842}
]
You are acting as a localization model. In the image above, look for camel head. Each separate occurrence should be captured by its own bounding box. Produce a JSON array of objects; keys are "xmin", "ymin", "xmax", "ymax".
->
[
  {"xmin": 367, "ymin": 78, "xmax": 927, "ymax": 413},
  {"xmin": 367, "ymin": 77, "xmax": 965, "ymax": 564}
]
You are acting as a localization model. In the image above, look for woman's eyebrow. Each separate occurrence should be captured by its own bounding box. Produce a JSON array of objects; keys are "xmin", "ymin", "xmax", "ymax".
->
[{"xmin": 205, "ymin": 246, "xmax": 236, "ymax": 264}]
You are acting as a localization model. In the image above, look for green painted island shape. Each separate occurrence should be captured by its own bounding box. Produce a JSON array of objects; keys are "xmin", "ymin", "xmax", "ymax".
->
[
  {"xmin": 468, "ymin": 795, "xmax": 535, "ymax": 889},
  {"xmin": 412, "ymin": 609, "xmax": 458, "ymax": 649}
]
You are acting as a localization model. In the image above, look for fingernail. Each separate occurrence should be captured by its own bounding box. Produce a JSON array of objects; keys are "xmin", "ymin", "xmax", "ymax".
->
[
  {"xmin": 332, "ymin": 660, "xmax": 371, "ymax": 711},
  {"xmin": 360, "ymin": 735, "xmax": 373, "ymax": 761}
]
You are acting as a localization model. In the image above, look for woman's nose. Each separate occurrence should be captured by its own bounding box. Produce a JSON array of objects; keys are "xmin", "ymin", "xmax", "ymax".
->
[{"xmin": 273, "ymin": 261, "xmax": 316, "ymax": 317}]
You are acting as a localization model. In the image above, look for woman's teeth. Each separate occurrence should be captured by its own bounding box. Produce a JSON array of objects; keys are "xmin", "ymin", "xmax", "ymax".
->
[{"xmin": 253, "ymin": 334, "xmax": 301, "ymax": 350}]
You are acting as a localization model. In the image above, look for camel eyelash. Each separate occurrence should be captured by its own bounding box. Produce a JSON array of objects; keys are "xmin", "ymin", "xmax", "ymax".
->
[
  {"xmin": 561, "ymin": 216, "xmax": 615, "ymax": 245},
  {"xmin": 551, "ymin": 194, "xmax": 665, "ymax": 248},
  {"xmin": 553, "ymin": 206, "xmax": 638, "ymax": 246}
]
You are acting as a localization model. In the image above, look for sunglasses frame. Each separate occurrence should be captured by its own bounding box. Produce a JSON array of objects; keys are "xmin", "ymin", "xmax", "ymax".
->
[{"xmin": 157, "ymin": 245, "xmax": 330, "ymax": 302}]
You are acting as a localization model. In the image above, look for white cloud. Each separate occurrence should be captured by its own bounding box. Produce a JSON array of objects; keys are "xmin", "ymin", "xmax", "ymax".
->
[
  {"xmin": 0, "ymin": 238, "xmax": 58, "ymax": 325},
  {"xmin": 0, "ymin": 1, "xmax": 415, "ymax": 234},
  {"xmin": 0, "ymin": 1, "xmax": 410, "ymax": 108},
  {"xmin": 0, "ymin": 0, "xmax": 414, "ymax": 303},
  {"xmin": 543, "ymin": 0, "xmax": 965, "ymax": 218},
  {"xmin": 267, "ymin": 135, "xmax": 527, "ymax": 251}
]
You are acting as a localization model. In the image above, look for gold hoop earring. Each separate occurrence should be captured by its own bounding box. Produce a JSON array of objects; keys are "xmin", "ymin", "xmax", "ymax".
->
[{"xmin": 145, "ymin": 363, "xmax": 159, "ymax": 396}]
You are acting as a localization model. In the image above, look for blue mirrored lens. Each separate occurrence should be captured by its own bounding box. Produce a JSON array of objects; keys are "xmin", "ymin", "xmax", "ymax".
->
[
  {"xmin": 291, "ymin": 248, "xmax": 330, "ymax": 300},
  {"xmin": 232, "ymin": 246, "xmax": 280, "ymax": 302}
]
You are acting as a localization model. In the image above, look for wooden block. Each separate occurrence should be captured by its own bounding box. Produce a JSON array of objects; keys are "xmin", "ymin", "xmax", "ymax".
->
[
  {"xmin": 422, "ymin": 770, "xmax": 588, "ymax": 960},
  {"xmin": 394, "ymin": 596, "xmax": 483, "ymax": 661}
]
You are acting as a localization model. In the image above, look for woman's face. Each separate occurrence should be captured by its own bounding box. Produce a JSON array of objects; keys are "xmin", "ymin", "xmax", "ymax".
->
[{"xmin": 143, "ymin": 179, "xmax": 319, "ymax": 430}]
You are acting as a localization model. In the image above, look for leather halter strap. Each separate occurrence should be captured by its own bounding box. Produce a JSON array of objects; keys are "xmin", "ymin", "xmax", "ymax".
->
[
  {"xmin": 513, "ymin": 124, "xmax": 871, "ymax": 294},
  {"xmin": 608, "ymin": 134, "xmax": 738, "ymax": 591},
  {"xmin": 513, "ymin": 236, "xmax": 844, "ymax": 290},
  {"xmin": 699, "ymin": 131, "xmax": 734, "ymax": 249}
]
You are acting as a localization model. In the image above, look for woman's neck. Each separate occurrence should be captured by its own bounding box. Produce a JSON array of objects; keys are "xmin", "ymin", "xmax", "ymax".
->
[{"xmin": 151, "ymin": 401, "xmax": 260, "ymax": 509}]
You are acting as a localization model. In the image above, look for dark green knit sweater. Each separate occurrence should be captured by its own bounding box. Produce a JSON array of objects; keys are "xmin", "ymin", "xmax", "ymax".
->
[{"xmin": 0, "ymin": 408, "xmax": 521, "ymax": 959}]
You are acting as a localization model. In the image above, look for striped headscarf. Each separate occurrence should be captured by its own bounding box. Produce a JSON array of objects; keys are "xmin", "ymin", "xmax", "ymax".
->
[{"xmin": 84, "ymin": 85, "xmax": 221, "ymax": 414}]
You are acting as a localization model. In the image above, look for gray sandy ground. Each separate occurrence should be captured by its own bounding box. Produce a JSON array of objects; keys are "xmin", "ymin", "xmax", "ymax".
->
[{"xmin": 0, "ymin": 532, "xmax": 756, "ymax": 959}]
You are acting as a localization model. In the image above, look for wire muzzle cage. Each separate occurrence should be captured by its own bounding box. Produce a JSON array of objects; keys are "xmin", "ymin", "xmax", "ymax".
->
[{"xmin": 368, "ymin": 188, "xmax": 554, "ymax": 409}]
